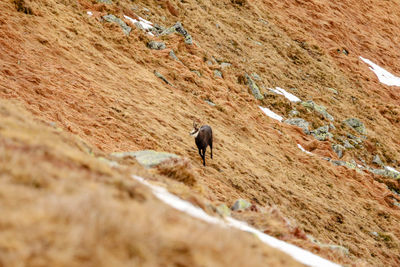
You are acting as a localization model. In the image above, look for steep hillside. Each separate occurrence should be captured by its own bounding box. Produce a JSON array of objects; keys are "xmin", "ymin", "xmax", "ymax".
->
[{"xmin": 0, "ymin": 0, "xmax": 399, "ymax": 266}]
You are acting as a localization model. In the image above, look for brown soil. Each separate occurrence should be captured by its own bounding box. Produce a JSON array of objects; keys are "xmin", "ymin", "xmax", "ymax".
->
[{"xmin": 0, "ymin": 0, "xmax": 399, "ymax": 266}]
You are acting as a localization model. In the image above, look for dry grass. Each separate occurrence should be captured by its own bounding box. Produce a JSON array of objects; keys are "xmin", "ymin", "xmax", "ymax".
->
[{"xmin": 156, "ymin": 158, "xmax": 197, "ymax": 186}]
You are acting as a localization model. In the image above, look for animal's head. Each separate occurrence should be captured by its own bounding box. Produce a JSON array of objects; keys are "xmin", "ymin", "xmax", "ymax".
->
[{"xmin": 189, "ymin": 121, "xmax": 200, "ymax": 137}]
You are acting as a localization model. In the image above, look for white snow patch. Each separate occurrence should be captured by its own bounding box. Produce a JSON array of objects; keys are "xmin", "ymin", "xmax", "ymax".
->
[
  {"xmin": 87, "ymin": 11, "xmax": 93, "ymax": 16},
  {"xmin": 132, "ymin": 175, "xmax": 341, "ymax": 267},
  {"xmin": 360, "ymin": 57, "xmax": 400, "ymax": 86},
  {"xmin": 259, "ymin": 106, "xmax": 283, "ymax": 122},
  {"xmin": 123, "ymin": 15, "xmax": 153, "ymax": 30},
  {"xmin": 269, "ymin": 87, "xmax": 301, "ymax": 103},
  {"xmin": 297, "ymin": 144, "xmax": 312, "ymax": 155},
  {"xmin": 385, "ymin": 166, "xmax": 400, "ymax": 174}
]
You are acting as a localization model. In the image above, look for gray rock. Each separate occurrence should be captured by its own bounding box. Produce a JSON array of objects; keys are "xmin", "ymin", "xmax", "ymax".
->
[
  {"xmin": 343, "ymin": 140, "xmax": 355, "ymax": 149},
  {"xmin": 216, "ymin": 204, "xmax": 231, "ymax": 217},
  {"xmin": 102, "ymin": 14, "xmax": 131, "ymax": 35},
  {"xmin": 111, "ymin": 150, "xmax": 179, "ymax": 168},
  {"xmin": 191, "ymin": 70, "xmax": 201, "ymax": 77},
  {"xmin": 204, "ymin": 100, "xmax": 216, "ymax": 106},
  {"xmin": 332, "ymin": 144, "xmax": 345, "ymax": 159},
  {"xmin": 206, "ymin": 60, "xmax": 213, "ymax": 66},
  {"xmin": 220, "ymin": 62, "xmax": 232, "ymax": 69},
  {"xmin": 284, "ymin": 118, "xmax": 310, "ymax": 134},
  {"xmin": 329, "ymin": 123, "xmax": 336, "ymax": 130},
  {"xmin": 214, "ymin": 69, "xmax": 223, "ymax": 78},
  {"xmin": 301, "ymin": 100, "xmax": 334, "ymax": 121},
  {"xmin": 289, "ymin": 109, "xmax": 300, "ymax": 117},
  {"xmin": 372, "ymin": 155, "xmax": 384, "ymax": 166},
  {"xmin": 169, "ymin": 50, "xmax": 179, "ymax": 61},
  {"xmin": 327, "ymin": 88, "xmax": 338, "ymax": 95},
  {"xmin": 154, "ymin": 71, "xmax": 173, "ymax": 86},
  {"xmin": 161, "ymin": 22, "xmax": 193, "ymax": 45},
  {"xmin": 367, "ymin": 167, "xmax": 400, "ymax": 179},
  {"xmin": 311, "ymin": 125, "xmax": 333, "ymax": 141},
  {"xmin": 343, "ymin": 118, "xmax": 366, "ymax": 134},
  {"xmin": 147, "ymin": 41, "xmax": 166, "ymax": 50},
  {"xmin": 245, "ymin": 74, "xmax": 264, "ymax": 100},
  {"xmin": 97, "ymin": 0, "xmax": 112, "ymax": 4},
  {"xmin": 231, "ymin": 199, "xmax": 252, "ymax": 211},
  {"xmin": 251, "ymin": 72, "xmax": 262, "ymax": 81}
]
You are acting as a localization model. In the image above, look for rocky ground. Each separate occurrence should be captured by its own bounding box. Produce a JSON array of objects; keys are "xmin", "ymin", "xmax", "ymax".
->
[{"xmin": 0, "ymin": 0, "xmax": 399, "ymax": 266}]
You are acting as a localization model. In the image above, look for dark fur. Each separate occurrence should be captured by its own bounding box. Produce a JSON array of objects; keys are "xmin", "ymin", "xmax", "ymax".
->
[{"xmin": 193, "ymin": 125, "xmax": 213, "ymax": 166}]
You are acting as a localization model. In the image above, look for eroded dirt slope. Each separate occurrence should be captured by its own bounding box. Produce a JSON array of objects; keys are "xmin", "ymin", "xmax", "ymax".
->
[{"xmin": 0, "ymin": 0, "xmax": 400, "ymax": 266}]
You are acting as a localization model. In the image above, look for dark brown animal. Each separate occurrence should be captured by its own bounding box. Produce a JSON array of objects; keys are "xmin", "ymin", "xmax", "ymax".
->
[{"xmin": 190, "ymin": 121, "xmax": 213, "ymax": 166}]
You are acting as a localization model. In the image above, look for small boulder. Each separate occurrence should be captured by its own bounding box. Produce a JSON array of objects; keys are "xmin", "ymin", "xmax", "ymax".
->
[
  {"xmin": 311, "ymin": 125, "xmax": 333, "ymax": 141},
  {"xmin": 103, "ymin": 14, "xmax": 131, "ymax": 35},
  {"xmin": 301, "ymin": 100, "xmax": 334, "ymax": 121},
  {"xmin": 147, "ymin": 41, "xmax": 166, "ymax": 50},
  {"xmin": 245, "ymin": 74, "xmax": 263, "ymax": 100},
  {"xmin": 169, "ymin": 50, "xmax": 179, "ymax": 61},
  {"xmin": 343, "ymin": 118, "xmax": 366, "ymax": 134},
  {"xmin": 332, "ymin": 144, "xmax": 345, "ymax": 159},
  {"xmin": 231, "ymin": 199, "xmax": 251, "ymax": 211},
  {"xmin": 216, "ymin": 204, "xmax": 231, "ymax": 217},
  {"xmin": 284, "ymin": 118, "xmax": 310, "ymax": 134},
  {"xmin": 372, "ymin": 155, "xmax": 384, "ymax": 167},
  {"xmin": 214, "ymin": 69, "xmax": 223, "ymax": 78},
  {"xmin": 111, "ymin": 150, "xmax": 179, "ymax": 168}
]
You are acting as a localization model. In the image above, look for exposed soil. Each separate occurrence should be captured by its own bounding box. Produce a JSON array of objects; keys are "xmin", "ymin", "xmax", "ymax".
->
[{"xmin": 0, "ymin": 0, "xmax": 399, "ymax": 266}]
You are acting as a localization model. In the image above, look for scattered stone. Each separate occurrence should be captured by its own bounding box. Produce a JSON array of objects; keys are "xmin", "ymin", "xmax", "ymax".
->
[
  {"xmin": 311, "ymin": 125, "xmax": 333, "ymax": 141},
  {"xmin": 161, "ymin": 22, "xmax": 193, "ymax": 45},
  {"xmin": 97, "ymin": 157, "xmax": 119, "ymax": 168},
  {"xmin": 346, "ymin": 133, "xmax": 363, "ymax": 147},
  {"xmin": 154, "ymin": 70, "xmax": 172, "ymax": 86},
  {"xmin": 301, "ymin": 100, "xmax": 334, "ymax": 121},
  {"xmin": 372, "ymin": 155, "xmax": 384, "ymax": 167},
  {"xmin": 214, "ymin": 69, "xmax": 223, "ymax": 78},
  {"xmin": 369, "ymin": 167, "xmax": 400, "ymax": 179},
  {"xmin": 284, "ymin": 118, "xmax": 310, "ymax": 134},
  {"xmin": 343, "ymin": 118, "xmax": 366, "ymax": 134},
  {"xmin": 169, "ymin": 49, "xmax": 179, "ymax": 61},
  {"xmin": 259, "ymin": 18, "xmax": 269, "ymax": 25},
  {"xmin": 147, "ymin": 41, "xmax": 166, "ymax": 50},
  {"xmin": 216, "ymin": 204, "xmax": 231, "ymax": 217},
  {"xmin": 332, "ymin": 144, "xmax": 345, "ymax": 159},
  {"xmin": 204, "ymin": 100, "xmax": 216, "ymax": 106},
  {"xmin": 329, "ymin": 123, "xmax": 336, "ymax": 130},
  {"xmin": 102, "ymin": 14, "xmax": 131, "ymax": 35},
  {"xmin": 111, "ymin": 150, "xmax": 179, "ymax": 168},
  {"xmin": 206, "ymin": 60, "xmax": 213, "ymax": 66},
  {"xmin": 251, "ymin": 72, "xmax": 262, "ymax": 81},
  {"xmin": 289, "ymin": 109, "xmax": 300, "ymax": 117},
  {"xmin": 97, "ymin": 0, "xmax": 112, "ymax": 4},
  {"xmin": 220, "ymin": 62, "xmax": 232, "ymax": 69},
  {"xmin": 327, "ymin": 88, "xmax": 338, "ymax": 95},
  {"xmin": 231, "ymin": 199, "xmax": 251, "ymax": 211},
  {"xmin": 371, "ymin": 231, "xmax": 379, "ymax": 237},
  {"xmin": 191, "ymin": 70, "xmax": 201, "ymax": 77},
  {"xmin": 245, "ymin": 74, "xmax": 263, "ymax": 100},
  {"xmin": 342, "ymin": 139, "xmax": 355, "ymax": 149}
]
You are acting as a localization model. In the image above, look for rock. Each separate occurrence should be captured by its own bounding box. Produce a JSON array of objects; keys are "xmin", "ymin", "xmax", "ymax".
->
[
  {"xmin": 343, "ymin": 118, "xmax": 366, "ymax": 134},
  {"xmin": 204, "ymin": 100, "xmax": 216, "ymax": 106},
  {"xmin": 220, "ymin": 62, "xmax": 232, "ymax": 69},
  {"xmin": 161, "ymin": 22, "xmax": 193, "ymax": 45},
  {"xmin": 214, "ymin": 69, "xmax": 223, "ymax": 78},
  {"xmin": 169, "ymin": 50, "xmax": 179, "ymax": 61},
  {"xmin": 289, "ymin": 109, "xmax": 300, "ymax": 117},
  {"xmin": 206, "ymin": 60, "xmax": 213, "ymax": 66},
  {"xmin": 154, "ymin": 71, "xmax": 172, "ymax": 86},
  {"xmin": 343, "ymin": 139, "xmax": 355, "ymax": 149},
  {"xmin": 329, "ymin": 123, "xmax": 336, "ymax": 130},
  {"xmin": 372, "ymin": 155, "xmax": 384, "ymax": 166},
  {"xmin": 346, "ymin": 133, "xmax": 363, "ymax": 147},
  {"xmin": 191, "ymin": 70, "xmax": 201, "ymax": 77},
  {"xmin": 216, "ymin": 204, "xmax": 231, "ymax": 217},
  {"xmin": 111, "ymin": 150, "xmax": 179, "ymax": 168},
  {"xmin": 102, "ymin": 14, "xmax": 131, "ymax": 35},
  {"xmin": 301, "ymin": 100, "xmax": 334, "ymax": 121},
  {"xmin": 97, "ymin": 157, "xmax": 119, "ymax": 168},
  {"xmin": 284, "ymin": 118, "xmax": 310, "ymax": 134},
  {"xmin": 147, "ymin": 41, "xmax": 166, "ymax": 50},
  {"xmin": 327, "ymin": 88, "xmax": 338, "ymax": 95},
  {"xmin": 97, "ymin": 0, "xmax": 112, "ymax": 4},
  {"xmin": 311, "ymin": 125, "xmax": 333, "ymax": 141},
  {"xmin": 307, "ymin": 235, "xmax": 349, "ymax": 255},
  {"xmin": 245, "ymin": 74, "xmax": 264, "ymax": 100},
  {"xmin": 251, "ymin": 72, "xmax": 262, "ymax": 81},
  {"xmin": 332, "ymin": 144, "xmax": 345, "ymax": 159},
  {"xmin": 231, "ymin": 199, "xmax": 251, "ymax": 211},
  {"xmin": 331, "ymin": 160, "xmax": 357, "ymax": 169},
  {"xmin": 369, "ymin": 167, "xmax": 400, "ymax": 179}
]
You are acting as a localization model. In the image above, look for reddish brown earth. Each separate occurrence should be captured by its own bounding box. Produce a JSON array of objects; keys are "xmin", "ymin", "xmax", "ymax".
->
[{"xmin": 0, "ymin": 0, "xmax": 400, "ymax": 266}]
